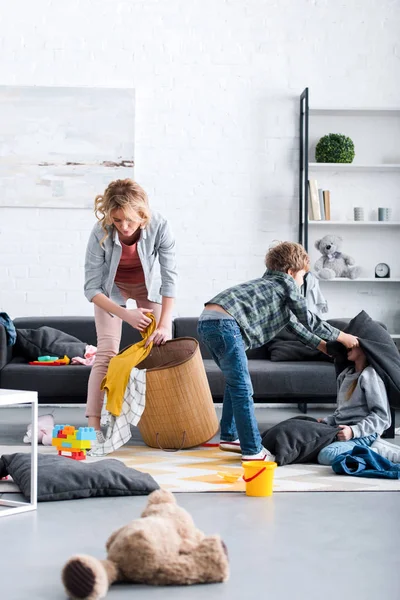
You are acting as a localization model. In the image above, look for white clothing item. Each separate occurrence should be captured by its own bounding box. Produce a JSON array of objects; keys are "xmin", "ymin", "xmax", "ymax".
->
[
  {"xmin": 304, "ymin": 271, "xmax": 328, "ymax": 316},
  {"xmin": 89, "ymin": 367, "xmax": 146, "ymax": 456}
]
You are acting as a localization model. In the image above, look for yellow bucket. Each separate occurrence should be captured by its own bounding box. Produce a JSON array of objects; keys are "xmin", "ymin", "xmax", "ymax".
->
[{"xmin": 242, "ymin": 461, "xmax": 277, "ymax": 497}]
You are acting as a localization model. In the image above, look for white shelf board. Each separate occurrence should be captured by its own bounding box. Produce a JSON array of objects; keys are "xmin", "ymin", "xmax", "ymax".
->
[
  {"xmin": 318, "ymin": 278, "xmax": 400, "ymax": 283},
  {"xmin": 309, "ymin": 163, "xmax": 400, "ymax": 172},
  {"xmin": 310, "ymin": 108, "xmax": 400, "ymax": 117},
  {"xmin": 308, "ymin": 221, "xmax": 400, "ymax": 226},
  {"xmin": 390, "ymin": 334, "xmax": 400, "ymax": 339}
]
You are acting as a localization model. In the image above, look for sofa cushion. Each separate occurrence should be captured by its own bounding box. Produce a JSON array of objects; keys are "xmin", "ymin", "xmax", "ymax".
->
[
  {"xmin": 0, "ymin": 453, "xmax": 159, "ymax": 502},
  {"xmin": 1, "ymin": 360, "xmax": 92, "ymax": 397},
  {"xmin": 203, "ymin": 359, "xmax": 337, "ymax": 399}
]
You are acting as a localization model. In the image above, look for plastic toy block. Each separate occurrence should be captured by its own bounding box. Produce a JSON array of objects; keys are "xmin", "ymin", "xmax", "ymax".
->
[
  {"xmin": 76, "ymin": 427, "xmax": 97, "ymax": 441},
  {"xmin": 58, "ymin": 450, "xmax": 86, "ymax": 461},
  {"xmin": 68, "ymin": 440, "xmax": 91, "ymax": 449},
  {"xmin": 70, "ymin": 448, "xmax": 87, "ymax": 455},
  {"xmin": 52, "ymin": 425, "xmax": 64, "ymax": 436},
  {"xmin": 61, "ymin": 442, "xmax": 72, "ymax": 448},
  {"xmin": 57, "ymin": 433, "xmax": 67, "ymax": 439},
  {"xmin": 63, "ymin": 426, "xmax": 75, "ymax": 435}
]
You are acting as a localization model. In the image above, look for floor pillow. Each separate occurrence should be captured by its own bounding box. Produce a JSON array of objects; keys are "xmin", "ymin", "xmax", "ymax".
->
[
  {"xmin": 261, "ymin": 416, "xmax": 338, "ymax": 466},
  {"xmin": 0, "ymin": 453, "xmax": 159, "ymax": 502}
]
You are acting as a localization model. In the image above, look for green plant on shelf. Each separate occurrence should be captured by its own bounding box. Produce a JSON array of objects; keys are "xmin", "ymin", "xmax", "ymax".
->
[{"xmin": 315, "ymin": 133, "xmax": 355, "ymax": 163}]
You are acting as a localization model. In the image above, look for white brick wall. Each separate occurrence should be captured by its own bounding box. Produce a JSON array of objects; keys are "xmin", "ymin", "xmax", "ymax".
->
[{"xmin": 1, "ymin": 0, "xmax": 400, "ymax": 323}]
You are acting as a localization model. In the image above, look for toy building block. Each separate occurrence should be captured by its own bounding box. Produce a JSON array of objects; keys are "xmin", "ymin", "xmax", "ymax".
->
[
  {"xmin": 52, "ymin": 425, "xmax": 96, "ymax": 460},
  {"xmin": 76, "ymin": 427, "xmax": 97, "ymax": 441}
]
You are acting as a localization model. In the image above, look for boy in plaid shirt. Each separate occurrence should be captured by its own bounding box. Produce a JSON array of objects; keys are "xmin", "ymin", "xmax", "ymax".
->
[{"xmin": 197, "ymin": 242, "xmax": 359, "ymax": 461}]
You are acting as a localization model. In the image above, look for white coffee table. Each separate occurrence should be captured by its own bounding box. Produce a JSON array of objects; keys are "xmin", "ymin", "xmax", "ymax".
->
[{"xmin": 0, "ymin": 389, "xmax": 38, "ymax": 517}]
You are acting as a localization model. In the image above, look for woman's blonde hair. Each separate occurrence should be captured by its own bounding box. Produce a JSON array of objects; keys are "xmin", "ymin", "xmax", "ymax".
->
[
  {"xmin": 265, "ymin": 241, "xmax": 310, "ymax": 273},
  {"xmin": 94, "ymin": 179, "xmax": 151, "ymax": 245}
]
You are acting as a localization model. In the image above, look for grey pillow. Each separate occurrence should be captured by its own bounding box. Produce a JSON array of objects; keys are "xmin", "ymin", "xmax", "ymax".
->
[
  {"xmin": 261, "ymin": 416, "xmax": 338, "ymax": 466},
  {"xmin": 0, "ymin": 453, "xmax": 159, "ymax": 502},
  {"xmin": 267, "ymin": 327, "xmax": 333, "ymax": 362},
  {"xmin": 15, "ymin": 326, "xmax": 87, "ymax": 361}
]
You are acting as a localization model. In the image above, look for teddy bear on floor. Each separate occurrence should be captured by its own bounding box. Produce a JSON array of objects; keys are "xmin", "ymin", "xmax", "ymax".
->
[
  {"xmin": 62, "ymin": 489, "xmax": 229, "ymax": 599},
  {"xmin": 23, "ymin": 414, "xmax": 54, "ymax": 445},
  {"xmin": 314, "ymin": 235, "xmax": 360, "ymax": 280}
]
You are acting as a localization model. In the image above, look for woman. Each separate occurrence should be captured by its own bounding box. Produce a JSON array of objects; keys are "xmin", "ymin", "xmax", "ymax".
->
[{"xmin": 84, "ymin": 179, "xmax": 177, "ymax": 439}]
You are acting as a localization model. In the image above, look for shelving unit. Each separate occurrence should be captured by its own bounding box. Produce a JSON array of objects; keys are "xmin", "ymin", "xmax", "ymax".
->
[
  {"xmin": 318, "ymin": 278, "xmax": 400, "ymax": 283},
  {"xmin": 309, "ymin": 163, "xmax": 400, "ymax": 172},
  {"xmin": 309, "ymin": 221, "xmax": 400, "ymax": 227},
  {"xmin": 298, "ymin": 88, "xmax": 400, "ymax": 335},
  {"xmin": 309, "ymin": 108, "xmax": 400, "ymax": 117}
]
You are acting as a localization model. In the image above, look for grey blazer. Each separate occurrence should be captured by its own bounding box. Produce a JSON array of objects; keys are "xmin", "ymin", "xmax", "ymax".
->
[{"xmin": 84, "ymin": 211, "xmax": 177, "ymax": 305}]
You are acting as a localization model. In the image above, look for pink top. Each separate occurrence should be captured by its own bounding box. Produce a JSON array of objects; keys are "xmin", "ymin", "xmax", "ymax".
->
[{"xmin": 115, "ymin": 241, "xmax": 145, "ymax": 284}]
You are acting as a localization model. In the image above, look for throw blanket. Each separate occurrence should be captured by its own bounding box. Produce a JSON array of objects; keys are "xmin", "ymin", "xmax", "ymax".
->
[
  {"xmin": 332, "ymin": 446, "xmax": 400, "ymax": 480},
  {"xmin": 15, "ymin": 326, "xmax": 87, "ymax": 361},
  {"xmin": 327, "ymin": 310, "xmax": 400, "ymax": 408},
  {"xmin": 0, "ymin": 312, "xmax": 16, "ymax": 346},
  {"xmin": 90, "ymin": 368, "xmax": 147, "ymax": 456},
  {"xmin": 102, "ymin": 314, "xmax": 156, "ymax": 417}
]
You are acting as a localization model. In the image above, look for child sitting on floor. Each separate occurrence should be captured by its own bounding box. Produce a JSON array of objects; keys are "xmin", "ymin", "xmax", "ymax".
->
[{"xmin": 317, "ymin": 345, "xmax": 393, "ymax": 465}]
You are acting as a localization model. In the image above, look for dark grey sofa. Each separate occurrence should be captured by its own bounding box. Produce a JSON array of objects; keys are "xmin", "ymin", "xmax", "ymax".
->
[
  {"xmin": 1, "ymin": 315, "xmax": 395, "ymax": 436},
  {"xmin": 0, "ymin": 316, "xmax": 342, "ymax": 407}
]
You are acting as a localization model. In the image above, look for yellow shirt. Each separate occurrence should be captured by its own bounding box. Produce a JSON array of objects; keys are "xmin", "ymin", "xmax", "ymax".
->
[{"xmin": 101, "ymin": 314, "xmax": 156, "ymax": 417}]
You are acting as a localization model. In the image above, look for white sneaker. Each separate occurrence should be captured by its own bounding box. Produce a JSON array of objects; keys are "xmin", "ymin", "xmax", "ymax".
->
[
  {"xmin": 95, "ymin": 430, "xmax": 106, "ymax": 444},
  {"xmin": 242, "ymin": 447, "xmax": 276, "ymax": 462},
  {"xmin": 219, "ymin": 439, "xmax": 242, "ymax": 454},
  {"xmin": 370, "ymin": 438, "xmax": 400, "ymax": 464}
]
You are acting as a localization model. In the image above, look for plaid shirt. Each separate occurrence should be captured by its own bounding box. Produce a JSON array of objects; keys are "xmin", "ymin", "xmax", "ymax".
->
[{"xmin": 207, "ymin": 270, "xmax": 340, "ymax": 351}]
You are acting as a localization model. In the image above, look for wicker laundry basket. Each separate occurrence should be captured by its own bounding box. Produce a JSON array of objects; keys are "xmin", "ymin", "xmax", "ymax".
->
[{"xmin": 136, "ymin": 337, "xmax": 219, "ymax": 450}]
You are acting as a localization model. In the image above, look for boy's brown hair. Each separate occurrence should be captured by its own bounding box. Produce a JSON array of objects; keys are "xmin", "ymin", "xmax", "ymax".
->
[{"xmin": 265, "ymin": 241, "xmax": 310, "ymax": 273}]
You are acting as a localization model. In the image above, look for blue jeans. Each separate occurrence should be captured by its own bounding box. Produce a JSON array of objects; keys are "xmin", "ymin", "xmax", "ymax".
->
[
  {"xmin": 197, "ymin": 318, "xmax": 262, "ymax": 456},
  {"xmin": 317, "ymin": 433, "xmax": 378, "ymax": 466}
]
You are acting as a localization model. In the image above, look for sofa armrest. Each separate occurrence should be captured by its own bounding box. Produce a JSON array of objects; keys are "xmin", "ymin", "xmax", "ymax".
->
[{"xmin": 0, "ymin": 324, "xmax": 12, "ymax": 370}]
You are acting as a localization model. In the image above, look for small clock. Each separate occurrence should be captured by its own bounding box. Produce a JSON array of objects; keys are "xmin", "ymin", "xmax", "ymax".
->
[{"xmin": 375, "ymin": 263, "xmax": 390, "ymax": 278}]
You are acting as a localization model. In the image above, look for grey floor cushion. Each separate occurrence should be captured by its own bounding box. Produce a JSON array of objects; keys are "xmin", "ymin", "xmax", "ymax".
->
[
  {"xmin": 0, "ymin": 453, "xmax": 159, "ymax": 502},
  {"xmin": 261, "ymin": 416, "xmax": 339, "ymax": 466}
]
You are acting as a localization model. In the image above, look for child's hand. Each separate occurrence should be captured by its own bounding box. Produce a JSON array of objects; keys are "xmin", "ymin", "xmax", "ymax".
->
[
  {"xmin": 317, "ymin": 340, "xmax": 328, "ymax": 354},
  {"xmin": 337, "ymin": 425, "xmax": 353, "ymax": 441},
  {"xmin": 337, "ymin": 332, "xmax": 359, "ymax": 349}
]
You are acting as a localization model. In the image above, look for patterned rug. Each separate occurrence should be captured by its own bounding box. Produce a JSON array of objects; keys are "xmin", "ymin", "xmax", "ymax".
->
[{"xmin": 1, "ymin": 443, "xmax": 399, "ymax": 493}]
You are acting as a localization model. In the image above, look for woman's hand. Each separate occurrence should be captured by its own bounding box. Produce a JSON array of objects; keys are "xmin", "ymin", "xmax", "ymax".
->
[
  {"xmin": 124, "ymin": 308, "xmax": 153, "ymax": 332},
  {"xmin": 145, "ymin": 325, "xmax": 172, "ymax": 347},
  {"xmin": 337, "ymin": 332, "xmax": 359, "ymax": 349},
  {"xmin": 337, "ymin": 425, "xmax": 353, "ymax": 441}
]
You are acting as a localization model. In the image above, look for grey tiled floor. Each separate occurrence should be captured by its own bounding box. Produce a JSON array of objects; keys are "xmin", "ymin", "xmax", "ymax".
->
[{"xmin": 0, "ymin": 405, "xmax": 399, "ymax": 600}]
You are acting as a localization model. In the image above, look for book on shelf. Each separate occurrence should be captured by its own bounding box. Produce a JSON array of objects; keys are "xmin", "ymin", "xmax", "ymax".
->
[
  {"xmin": 318, "ymin": 188, "xmax": 325, "ymax": 220},
  {"xmin": 308, "ymin": 179, "xmax": 321, "ymax": 220},
  {"xmin": 323, "ymin": 190, "xmax": 331, "ymax": 220}
]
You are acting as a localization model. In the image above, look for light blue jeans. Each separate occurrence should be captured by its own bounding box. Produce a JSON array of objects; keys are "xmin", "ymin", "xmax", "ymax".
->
[
  {"xmin": 317, "ymin": 433, "xmax": 378, "ymax": 466},
  {"xmin": 197, "ymin": 318, "xmax": 262, "ymax": 456}
]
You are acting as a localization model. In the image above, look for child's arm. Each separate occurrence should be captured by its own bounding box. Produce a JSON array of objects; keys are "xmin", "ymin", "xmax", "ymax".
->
[
  {"xmin": 318, "ymin": 370, "xmax": 349, "ymax": 426},
  {"xmin": 286, "ymin": 291, "xmax": 358, "ymax": 350},
  {"xmin": 350, "ymin": 369, "xmax": 392, "ymax": 438}
]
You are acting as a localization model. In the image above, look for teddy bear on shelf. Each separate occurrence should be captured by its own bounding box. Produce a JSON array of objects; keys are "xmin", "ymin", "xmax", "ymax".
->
[
  {"xmin": 314, "ymin": 234, "xmax": 361, "ymax": 280},
  {"xmin": 61, "ymin": 489, "xmax": 229, "ymax": 599}
]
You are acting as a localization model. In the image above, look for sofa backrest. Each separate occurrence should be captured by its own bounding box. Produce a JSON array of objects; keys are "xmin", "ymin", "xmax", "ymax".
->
[{"xmin": 12, "ymin": 317, "xmax": 143, "ymax": 351}]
